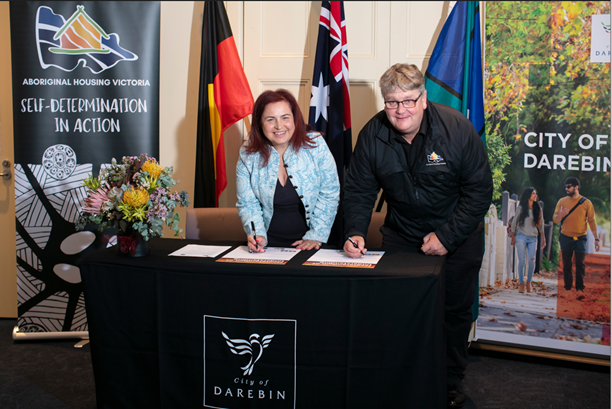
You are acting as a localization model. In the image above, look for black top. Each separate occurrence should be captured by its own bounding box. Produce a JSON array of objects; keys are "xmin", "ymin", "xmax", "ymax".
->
[
  {"xmin": 267, "ymin": 178, "xmax": 309, "ymax": 247},
  {"xmin": 394, "ymin": 109, "xmax": 428, "ymax": 175},
  {"xmin": 343, "ymin": 102, "xmax": 493, "ymax": 252}
]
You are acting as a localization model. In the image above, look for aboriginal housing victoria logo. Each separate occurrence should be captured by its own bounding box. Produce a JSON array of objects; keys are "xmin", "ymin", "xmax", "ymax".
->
[
  {"xmin": 204, "ymin": 316, "xmax": 297, "ymax": 409},
  {"xmin": 35, "ymin": 5, "xmax": 137, "ymax": 73},
  {"xmin": 426, "ymin": 151, "xmax": 446, "ymax": 166}
]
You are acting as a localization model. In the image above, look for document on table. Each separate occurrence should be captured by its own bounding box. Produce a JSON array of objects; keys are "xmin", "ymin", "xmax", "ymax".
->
[
  {"xmin": 168, "ymin": 244, "xmax": 232, "ymax": 258},
  {"xmin": 303, "ymin": 249, "xmax": 385, "ymax": 268},
  {"xmin": 216, "ymin": 246, "xmax": 301, "ymax": 265}
]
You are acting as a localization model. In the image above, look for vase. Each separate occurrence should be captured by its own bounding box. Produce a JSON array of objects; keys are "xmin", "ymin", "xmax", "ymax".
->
[{"xmin": 116, "ymin": 233, "xmax": 150, "ymax": 257}]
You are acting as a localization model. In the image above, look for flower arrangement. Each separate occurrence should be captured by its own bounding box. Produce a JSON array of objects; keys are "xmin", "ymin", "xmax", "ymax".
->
[{"xmin": 76, "ymin": 154, "xmax": 190, "ymax": 242}]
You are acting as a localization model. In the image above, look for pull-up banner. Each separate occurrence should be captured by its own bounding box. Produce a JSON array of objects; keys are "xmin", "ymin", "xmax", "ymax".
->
[
  {"xmin": 477, "ymin": 1, "xmax": 610, "ymax": 357},
  {"xmin": 10, "ymin": 1, "xmax": 160, "ymax": 335}
]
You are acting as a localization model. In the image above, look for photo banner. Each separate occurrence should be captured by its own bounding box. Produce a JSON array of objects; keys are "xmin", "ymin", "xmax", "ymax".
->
[
  {"xmin": 477, "ymin": 1, "xmax": 610, "ymax": 357},
  {"xmin": 10, "ymin": 1, "xmax": 160, "ymax": 334}
]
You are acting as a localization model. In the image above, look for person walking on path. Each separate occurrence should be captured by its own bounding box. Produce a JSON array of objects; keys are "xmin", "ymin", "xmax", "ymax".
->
[
  {"xmin": 510, "ymin": 187, "xmax": 546, "ymax": 293},
  {"xmin": 552, "ymin": 177, "xmax": 599, "ymax": 294}
]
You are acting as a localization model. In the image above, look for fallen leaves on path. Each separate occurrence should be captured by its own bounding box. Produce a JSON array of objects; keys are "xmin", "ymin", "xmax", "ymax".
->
[{"xmin": 516, "ymin": 321, "xmax": 528, "ymax": 331}]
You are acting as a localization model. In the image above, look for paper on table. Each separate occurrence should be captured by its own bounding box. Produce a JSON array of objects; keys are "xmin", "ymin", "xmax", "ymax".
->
[
  {"xmin": 303, "ymin": 249, "xmax": 385, "ymax": 268},
  {"xmin": 216, "ymin": 246, "xmax": 301, "ymax": 265},
  {"xmin": 168, "ymin": 244, "xmax": 232, "ymax": 258}
]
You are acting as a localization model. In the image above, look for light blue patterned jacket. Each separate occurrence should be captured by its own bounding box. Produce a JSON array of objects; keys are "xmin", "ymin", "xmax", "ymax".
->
[{"xmin": 236, "ymin": 133, "xmax": 340, "ymax": 243}]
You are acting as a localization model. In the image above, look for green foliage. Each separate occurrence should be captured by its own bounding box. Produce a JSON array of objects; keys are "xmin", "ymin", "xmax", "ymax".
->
[
  {"xmin": 82, "ymin": 174, "xmax": 101, "ymax": 190},
  {"xmin": 485, "ymin": 122, "xmax": 512, "ymax": 201},
  {"xmin": 549, "ymin": 223, "xmax": 560, "ymax": 269},
  {"xmin": 541, "ymin": 254, "xmax": 552, "ymax": 271},
  {"xmin": 486, "ymin": 1, "xmax": 611, "ymax": 226},
  {"xmin": 486, "ymin": 2, "xmax": 551, "ymax": 65}
]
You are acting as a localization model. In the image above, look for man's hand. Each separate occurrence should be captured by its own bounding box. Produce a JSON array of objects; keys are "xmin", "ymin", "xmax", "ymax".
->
[
  {"xmin": 343, "ymin": 236, "xmax": 366, "ymax": 258},
  {"xmin": 421, "ymin": 232, "xmax": 448, "ymax": 256},
  {"xmin": 558, "ymin": 205, "xmax": 569, "ymax": 218},
  {"xmin": 595, "ymin": 239, "xmax": 600, "ymax": 252}
]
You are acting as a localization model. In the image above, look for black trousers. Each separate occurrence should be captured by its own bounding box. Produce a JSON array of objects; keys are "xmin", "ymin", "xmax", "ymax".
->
[
  {"xmin": 381, "ymin": 224, "xmax": 483, "ymax": 385},
  {"xmin": 559, "ymin": 233, "xmax": 588, "ymax": 291}
]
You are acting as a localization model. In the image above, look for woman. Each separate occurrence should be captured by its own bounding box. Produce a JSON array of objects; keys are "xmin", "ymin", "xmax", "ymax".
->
[
  {"xmin": 236, "ymin": 89, "xmax": 340, "ymax": 252},
  {"xmin": 510, "ymin": 187, "xmax": 546, "ymax": 293}
]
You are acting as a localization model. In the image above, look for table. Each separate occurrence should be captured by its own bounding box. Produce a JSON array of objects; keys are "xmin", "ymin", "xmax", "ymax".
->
[{"xmin": 81, "ymin": 239, "xmax": 446, "ymax": 409}]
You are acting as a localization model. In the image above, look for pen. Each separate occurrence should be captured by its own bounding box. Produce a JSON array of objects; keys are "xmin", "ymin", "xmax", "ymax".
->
[
  {"xmin": 347, "ymin": 237, "xmax": 365, "ymax": 256},
  {"xmin": 251, "ymin": 221, "xmax": 258, "ymax": 251}
]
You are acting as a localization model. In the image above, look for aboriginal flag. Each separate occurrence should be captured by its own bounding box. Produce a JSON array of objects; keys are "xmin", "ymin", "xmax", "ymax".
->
[{"xmin": 195, "ymin": 2, "xmax": 253, "ymax": 208}]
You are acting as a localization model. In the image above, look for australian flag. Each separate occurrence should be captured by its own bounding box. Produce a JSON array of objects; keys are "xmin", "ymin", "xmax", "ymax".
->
[{"xmin": 308, "ymin": 1, "xmax": 351, "ymax": 247}]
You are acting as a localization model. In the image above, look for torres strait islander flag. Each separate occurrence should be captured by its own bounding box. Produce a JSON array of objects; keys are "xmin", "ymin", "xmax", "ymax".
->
[
  {"xmin": 424, "ymin": 1, "xmax": 485, "ymax": 147},
  {"xmin": 309, "ymin": 1, "xmax": 352, "ymax": 247},
  {"xmin": 195, "ymin": 2, "xmax": 253, "ymax": 208},
  {"xmin": 35, "ymin": 5, "xmax": 137, "ymax": 74},
  {"xmin": 424, "ymin": 1, "xmax": 485, "ymax": 322}
]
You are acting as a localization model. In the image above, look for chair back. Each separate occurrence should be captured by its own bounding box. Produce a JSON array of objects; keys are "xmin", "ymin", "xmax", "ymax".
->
[
  {"xmin": 185, "ymin": 207, "xmax": 245, "ymax": 241},
  {"xmin": 366, "ymin": 212, "xmax": 386, "ymax": 248}
]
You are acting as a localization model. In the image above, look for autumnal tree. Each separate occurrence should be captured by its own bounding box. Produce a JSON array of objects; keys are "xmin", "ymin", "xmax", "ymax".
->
[
  {"xmin": 485, "ymin": 2, "xmax": 548, "ymax": 203},
  {"xmin": 485, "ymin": 1, "xmax": 610, "ymax": 224}
]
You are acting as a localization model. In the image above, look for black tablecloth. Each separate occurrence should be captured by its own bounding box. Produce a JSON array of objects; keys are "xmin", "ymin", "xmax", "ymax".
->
[{"xmin": 81, "ymin": 238, "xmax": 446, "ymax": 409}]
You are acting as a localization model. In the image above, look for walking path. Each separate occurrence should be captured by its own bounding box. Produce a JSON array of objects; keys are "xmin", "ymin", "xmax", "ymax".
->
[{"xmin": 477, "ymin": 277, "xmax": 607, "ymax": 343}]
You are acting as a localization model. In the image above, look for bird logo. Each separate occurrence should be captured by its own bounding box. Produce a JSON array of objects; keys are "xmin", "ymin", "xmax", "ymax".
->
[{"xmin": 222, "ymin": 331, "xmax": 275, "ymax": 376}]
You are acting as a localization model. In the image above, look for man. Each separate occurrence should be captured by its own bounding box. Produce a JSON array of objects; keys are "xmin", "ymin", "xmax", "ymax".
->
[
  {"xmin": 343, "ymin": 63, "xmax": 492, "ymax": 408},
  {"xmin": 552, "ymin": 177, "xmax": 599, "ymax": 294}
]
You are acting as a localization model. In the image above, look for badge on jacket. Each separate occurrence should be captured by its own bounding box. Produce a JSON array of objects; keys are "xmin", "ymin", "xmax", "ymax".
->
[{"xmin": 427, "ymin": 151, "xmax": 446, "ymax": 166}]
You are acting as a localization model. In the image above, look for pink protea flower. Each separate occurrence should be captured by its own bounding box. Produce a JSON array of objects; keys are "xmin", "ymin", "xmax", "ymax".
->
[{"xmin": 82, "ymin": 183, "xmax": 111, "ymax": 215}]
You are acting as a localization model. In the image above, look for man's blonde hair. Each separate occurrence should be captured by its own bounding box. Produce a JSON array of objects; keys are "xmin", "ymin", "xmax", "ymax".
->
[{"xmin": 379, "ymin": 63, "xmax": 425, "ymax": 98}]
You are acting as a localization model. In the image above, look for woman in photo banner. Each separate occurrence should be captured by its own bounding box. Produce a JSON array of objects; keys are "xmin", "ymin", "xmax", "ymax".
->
[
  {"xmin": 511, "ymin": 187, "xmax": 546, "ymax": 293},
  {"xmin": 236, "ymin": 89, "xmax": 340, "ymax": 252}
]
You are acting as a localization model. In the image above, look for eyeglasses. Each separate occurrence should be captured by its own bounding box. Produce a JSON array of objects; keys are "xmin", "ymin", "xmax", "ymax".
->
[
  {"xmin": 565, "ymin": 185, "xmax": 574, "ymax": 189},
  {"xmin": 384, "ymin": 92, "xmax": 423, "ymax": 109}
]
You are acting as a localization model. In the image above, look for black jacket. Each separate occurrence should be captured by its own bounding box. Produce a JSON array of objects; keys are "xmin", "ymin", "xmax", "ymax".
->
[{"xmin": 344, "ymin": 101, "xmax": 493, "ymax": 253}]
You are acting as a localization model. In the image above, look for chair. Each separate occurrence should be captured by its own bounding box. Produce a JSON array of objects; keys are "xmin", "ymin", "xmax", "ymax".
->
[
  {"xmin": 366, "ymin": 212, "xmax": 386, "ymax": 248},
  {"xmin": 186, "ymin": 207, "xmax": 386, "ymax": 247},
  {"xmin": 185, "ymin": 207, "xmax": 245, "ymax": 241}
]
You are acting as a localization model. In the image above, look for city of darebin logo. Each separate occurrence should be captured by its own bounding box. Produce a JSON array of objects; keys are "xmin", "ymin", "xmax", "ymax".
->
[
  {"xmin": 223, "ymin": 331, "xmax": 275, "ymax": 376},
  {"xmin": 427, "ymin": 151, "xmax": 445, "ymax": 164},
  {"xmin": 36, "ymin": 5, "xmax": 137, "ymax": 73}
]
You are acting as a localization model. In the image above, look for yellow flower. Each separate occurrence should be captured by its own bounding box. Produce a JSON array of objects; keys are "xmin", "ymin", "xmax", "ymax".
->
[
  {"xmin": 118, "ymin": 202, "xmax": 147, "ymax": 222},
  {"xmin": 123, "ymin": 187, "xmax": 150, "ymax": 207},
  {"xmin": 142, "ymin": 160, "xmax": 162, "ymax": 179}
]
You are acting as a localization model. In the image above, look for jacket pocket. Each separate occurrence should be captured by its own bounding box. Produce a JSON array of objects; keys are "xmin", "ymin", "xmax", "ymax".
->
[
  {"xmin": 378, "ymin": 168, "xmax": 407, "ymax": 199},
  {"xmin": 419, "ymin": 165, "xmax": 458, "ymax": 189}
]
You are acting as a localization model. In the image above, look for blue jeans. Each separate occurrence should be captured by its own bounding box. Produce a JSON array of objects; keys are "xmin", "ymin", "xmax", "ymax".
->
[{"xmin": 515, "ymin": 232, "xmax": 537, "ymax": 284}]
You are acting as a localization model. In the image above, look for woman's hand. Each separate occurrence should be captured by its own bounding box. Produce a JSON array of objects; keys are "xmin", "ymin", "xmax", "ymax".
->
[
  {"xmin": 292, "ymin": 239, "xmax": 322, "ymax": 251},
  {"xmin": 511, "ymin": 233, "xmax": 516, "ymax": 247},
  {"xmin": 247, "ymin": 234, "xmax": 267, "ymax": 252}
]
